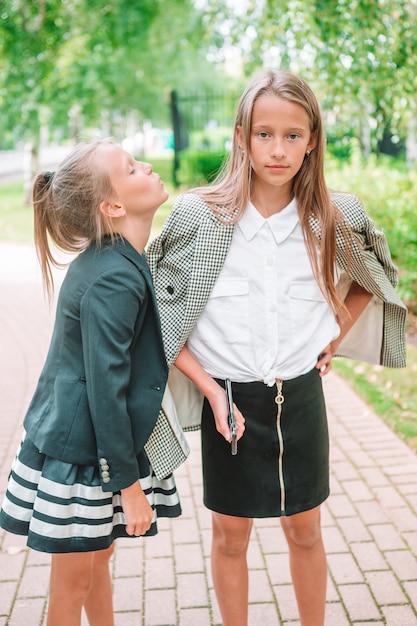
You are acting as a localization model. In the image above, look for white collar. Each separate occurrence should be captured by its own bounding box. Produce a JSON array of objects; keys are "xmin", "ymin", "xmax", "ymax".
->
[{"xmin": 238, "ymin": 199, "xmax": 299, "ymax": 244}]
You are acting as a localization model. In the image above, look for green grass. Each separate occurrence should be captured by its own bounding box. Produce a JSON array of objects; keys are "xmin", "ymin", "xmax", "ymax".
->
[
  {"xmin": 0, "ymin": 181, "xmax": 34, "ymax": 243},
  {"xmin": 333, "ymin": 345, "xmax": 417, "ymax": 453}
]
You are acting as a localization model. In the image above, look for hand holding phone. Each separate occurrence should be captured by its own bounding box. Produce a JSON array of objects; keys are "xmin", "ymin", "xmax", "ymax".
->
[{"xmin": 225, "ymin": 378, "xmax": 237, "ymax": 455}]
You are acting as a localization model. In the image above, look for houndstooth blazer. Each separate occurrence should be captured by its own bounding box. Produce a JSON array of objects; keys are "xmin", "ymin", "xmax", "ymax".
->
[{"xmin": 147, "ymin": 192, "xmax": 407, "ymax": 373}]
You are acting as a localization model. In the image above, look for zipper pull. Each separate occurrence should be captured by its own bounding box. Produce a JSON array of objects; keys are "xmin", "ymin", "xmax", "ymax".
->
[{"xmin": 275, "ymin": 379, "xmax": 284, "ymax": 405}]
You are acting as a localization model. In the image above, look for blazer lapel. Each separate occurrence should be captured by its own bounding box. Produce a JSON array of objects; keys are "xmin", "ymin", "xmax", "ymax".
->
[{"xmin": 114, "ymin": 237, "xmax": 162, "ymax": 315}]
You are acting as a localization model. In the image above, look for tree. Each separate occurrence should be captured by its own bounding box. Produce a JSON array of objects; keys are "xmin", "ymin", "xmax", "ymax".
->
[
  {"xmin": 0, "ymin": 0, "xmax": 219, "ymax": 153},
  {"xmin": 201, "ymin": 0, "xmax": 417, "ymax": 160}
]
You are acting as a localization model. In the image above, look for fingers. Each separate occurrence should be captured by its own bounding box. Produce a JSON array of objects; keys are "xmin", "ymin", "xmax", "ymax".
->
[
  {"xmin": 316, "ymin": 348, "xmax": 333, "ymax": 378},
  {"xmin": 234, "ymin": 405, "xmax": 245, "ymax": 441},
  {"xmin": 122, "ymin": 488, "xmax": 154, "ymax": 537},
  {"xmin": 125, "ymin": 514, "xmax": 153, "ymax": 537},
  {"xmin": 317, "ymin": 360, "xmax": 333, "ymax": 377}
]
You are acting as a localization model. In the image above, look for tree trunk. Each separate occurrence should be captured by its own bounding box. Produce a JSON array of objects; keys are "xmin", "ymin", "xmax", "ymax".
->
[
  {"xmin": 406, "ymin": 118, "xmax": 417, "ymax": 165},
  {"xmin": 23, "ymin": 140, "xmax": 39, "ymax": 205}
]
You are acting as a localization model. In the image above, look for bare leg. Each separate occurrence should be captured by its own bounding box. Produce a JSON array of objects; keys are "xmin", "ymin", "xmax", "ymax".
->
[
  {"xmin": 84, "ymin": 545, "xmax": 115, "ymax": 626},
  {"xmin": 280, "ymin": 506, "xmax": 327, "ymax": 626},
  {"xmin": 211, "ymin": 511, "xmax": 253, "ymax": 626},
  {"xmin": 48, "ymin": 552, "xmax": 94, "ymax": 626}
]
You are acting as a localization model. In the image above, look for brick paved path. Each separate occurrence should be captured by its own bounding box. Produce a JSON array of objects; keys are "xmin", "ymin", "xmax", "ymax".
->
[{"xmin": 1, "ymin": 242, "xmax": 416, "ymax": 625}]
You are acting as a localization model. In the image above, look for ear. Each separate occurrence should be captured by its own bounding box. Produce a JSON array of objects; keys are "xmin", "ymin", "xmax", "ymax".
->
[
  {"xmin": 307, "ymin": 131, "xmax": 318, "ymax": 153},
  {"xmin": 99, "ymin": 200, "xmax": 126, "ymax": 218},
  {"xmin": 235, "ymin": 125, "xmax": 244, "ymax": 151}
]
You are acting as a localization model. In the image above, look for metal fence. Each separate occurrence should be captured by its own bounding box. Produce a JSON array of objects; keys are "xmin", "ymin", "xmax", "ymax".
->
[{"xmin": 169, "ymin": 89, "xmax": 240, "ymax": 187}]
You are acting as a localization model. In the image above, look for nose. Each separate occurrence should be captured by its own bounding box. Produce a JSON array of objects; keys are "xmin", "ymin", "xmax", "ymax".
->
[
  {"xmin": 271, "ymin": 137, "xmax": 285, "ymax": 158},
  {"xmin": 140, "ymin": 161, "xmax": 153, "ymax": 174}
]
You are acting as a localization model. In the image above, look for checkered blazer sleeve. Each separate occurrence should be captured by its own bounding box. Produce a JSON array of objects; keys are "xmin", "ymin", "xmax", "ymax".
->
[{"xmin": 332, "ymin": 193, "xmax": 407, "ymax": 368}]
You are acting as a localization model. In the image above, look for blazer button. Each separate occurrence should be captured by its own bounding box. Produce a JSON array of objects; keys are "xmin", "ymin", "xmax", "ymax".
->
[
  {"xmin": 99, "ymin": 457, "xmax": 108, "ymax": 466},
  {"xmin": 102, "ymin": 476, "xmax": 111, "ymax": 484},
  {"xmin": 101, "ymin": 470, "xmax": 110, "ymax": 479}
]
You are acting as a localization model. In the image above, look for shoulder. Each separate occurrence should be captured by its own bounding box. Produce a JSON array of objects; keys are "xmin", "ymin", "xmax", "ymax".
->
[
  {"xmin": 331, "ymin": 192, "xmax": 366, "ymax": 223},
  {"xmin": 73, "ymin": 243, "xmax": 147, "ymax": 298},
  {"xmin": 330, "ymin": 191, "xmax": 384, "ymax": 240},
  {"xmin": 156, "ymin": 192, "xmax": 220, "ymax": 244},
  {"xmin": 171, "ymin": 192, "xmax": 214, "ymax": 222}
]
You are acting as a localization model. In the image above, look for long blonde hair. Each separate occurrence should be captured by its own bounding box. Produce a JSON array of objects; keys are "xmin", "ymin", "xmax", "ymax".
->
[
  {"xmin": 33, "ymin": 139, "xmax": 115, "ymax": 299},
  {"xmin": 195, "ymin": 69, "xmax": 351, "ymax": 318}
]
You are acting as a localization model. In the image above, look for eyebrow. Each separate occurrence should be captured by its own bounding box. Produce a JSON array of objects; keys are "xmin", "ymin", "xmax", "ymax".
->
[{"xmin": 252, "ymin": 125, "xmax": 308, "ymax": 132}]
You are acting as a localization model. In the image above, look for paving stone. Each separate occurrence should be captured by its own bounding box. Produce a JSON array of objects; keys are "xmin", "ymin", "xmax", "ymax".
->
[
  {"xmin": 384, "ymin": 549, "xmax": 417, "ymax": 581},
  {"xmin": 365, "ymin": 570, "xmax": 409, "ymax": 605},
  {"xmin": 368, "ymin": 523, "xmax": 408, "ymax": 551},
  {"xmin": 144, "ymin": 588, "xmax": 176, "ymax": 625},
  {"xmin": 337, "ymin": 583, "xmax": 381, "ymax": 621},
  {"xmin": 248, "ymin": 569, "xmax": 275, "ymax": 603},
  {"xmin": 349, "ymin": 540, "xmax": 388, "ymax": 571},
  {"xmin": 382, "ymin": 604, "xmax": 417, "ymax": 625},
  {"xmin": 248, "ymin": 601, "xmax": 280, "ymax": 625},
  {"xmin": 327, "ymin": 552, "xmax": 364, "ymax": 585}
]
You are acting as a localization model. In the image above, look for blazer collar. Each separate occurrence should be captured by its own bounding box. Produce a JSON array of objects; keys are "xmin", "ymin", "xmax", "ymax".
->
[{"xmin": 104, "ymin": 235, "xmax": 148, "ymax": 271}]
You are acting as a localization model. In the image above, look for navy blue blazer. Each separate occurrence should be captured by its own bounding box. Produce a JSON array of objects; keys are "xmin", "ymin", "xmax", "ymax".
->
[{"xmin": 24, "ymin": 237, "xmax": 168, "ymax": 492}]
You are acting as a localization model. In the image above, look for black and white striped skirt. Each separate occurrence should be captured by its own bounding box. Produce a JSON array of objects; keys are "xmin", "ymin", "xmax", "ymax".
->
[{"xmin": 0, "ymin": 434, "xmax": 181, "ymax": 553}]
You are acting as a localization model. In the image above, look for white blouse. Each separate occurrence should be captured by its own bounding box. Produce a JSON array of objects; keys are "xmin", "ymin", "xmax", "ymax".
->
[{"xmin": 187, "ymin": 199, "xmax": 340, "ymax": 385}]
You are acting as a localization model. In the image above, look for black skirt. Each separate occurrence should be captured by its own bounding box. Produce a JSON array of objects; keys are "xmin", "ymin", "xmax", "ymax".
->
[{"xmin": 201, "ymin": 367, "xmax": 329, "ymax": 518}]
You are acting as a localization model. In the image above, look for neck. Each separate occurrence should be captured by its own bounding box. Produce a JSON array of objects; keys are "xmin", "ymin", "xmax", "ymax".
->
[
  {"xmin": 250, "ymin": 183, "xmax": 293, "ymax": 218},
  {"xmin": 112, "ymin": 216, "xmax": 153, "ymax": 254},
  {"xmin": 251, "ymin": 193, "xmax": 293, "ymax": 217}
]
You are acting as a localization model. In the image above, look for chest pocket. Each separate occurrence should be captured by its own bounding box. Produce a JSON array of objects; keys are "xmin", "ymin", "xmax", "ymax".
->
[
  {"xmin": 289, "ymin": 281, "xmax": 328, "ymax": 345},
  {"xmin": 198, "ymin": 278, "xmax": 250, "ymax": 346}
]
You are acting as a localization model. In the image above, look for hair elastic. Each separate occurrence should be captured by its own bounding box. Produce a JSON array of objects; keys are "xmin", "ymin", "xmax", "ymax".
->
[{"xmin": 44, "ymin": 171, "xmax": 55, "ymax": 183}]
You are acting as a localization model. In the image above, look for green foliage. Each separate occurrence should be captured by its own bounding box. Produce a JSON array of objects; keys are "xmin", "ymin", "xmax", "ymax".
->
[
  {"xmin": 177, "ymin": 149, "xmax": 228, "ymax": 186},
  {"xmin": 325, "ymin": 150, "xmax": 417, "ymax": 311},
  {"xmin": 333, "ymin": 345, "xmax": 417, "ymax": 453},
  {"xmin": 203, "ymin": 0, "xmax": 417, "ymax": 153},
  {"xmin": 0, "ymin": 0, "xmax": 219, "ymax": 145}
]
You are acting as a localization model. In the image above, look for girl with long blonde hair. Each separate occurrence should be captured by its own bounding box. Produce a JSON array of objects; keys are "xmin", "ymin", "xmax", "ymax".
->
[{"xmin": 148, "ymin": 70, "xmax": 406, "ymax": 625}]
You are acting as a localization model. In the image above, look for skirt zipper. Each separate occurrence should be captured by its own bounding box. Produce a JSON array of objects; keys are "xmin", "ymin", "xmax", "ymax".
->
[{"xmin": 275, "ymin": 379, "xmax": 285, "ymax": 514}]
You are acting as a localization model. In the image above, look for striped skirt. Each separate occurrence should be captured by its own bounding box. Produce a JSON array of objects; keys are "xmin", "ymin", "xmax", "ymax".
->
[{"xmin": 0, "ymin": 434, "xmax": 181, "ymax": 553}]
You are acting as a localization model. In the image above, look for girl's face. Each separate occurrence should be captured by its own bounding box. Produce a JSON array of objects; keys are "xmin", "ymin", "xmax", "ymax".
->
[
  {"xmin": 242, "ymin": 94, "xmax": 316, "ymax": 197},
  {"xmin": 100, "ymin": 143, "xmax": 169, "ymax": 216}
]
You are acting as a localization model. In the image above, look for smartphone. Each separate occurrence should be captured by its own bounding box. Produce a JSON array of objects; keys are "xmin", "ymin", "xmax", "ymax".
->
[{"xmin": 225, "ymin": 378, "xmax": 237, "ymax": 455}]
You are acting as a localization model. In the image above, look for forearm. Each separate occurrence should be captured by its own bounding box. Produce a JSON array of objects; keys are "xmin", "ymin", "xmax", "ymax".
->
[
  {"xmin": 317, "ymin": 281, "xmax": 373, "ymax": 377},
  {"xmin": 174, "ymin": 345, "xmax": 246, "ymax": 442},
  {"xmin": 334, "ymin": 281, "xmax": 374, "ymax": 349},
  {"xmin": 174, "ymin": 344, "xmax": 223, "ymax": 404}
]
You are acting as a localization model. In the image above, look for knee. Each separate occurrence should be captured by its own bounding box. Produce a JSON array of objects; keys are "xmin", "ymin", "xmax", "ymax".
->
[
  {"xmin": 212, "ymin": 514, "xmax": 252, "ymax": 558},
  {"xmin": 283, "ymin": 515, "xmax": 323, "ymax": 552}
]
